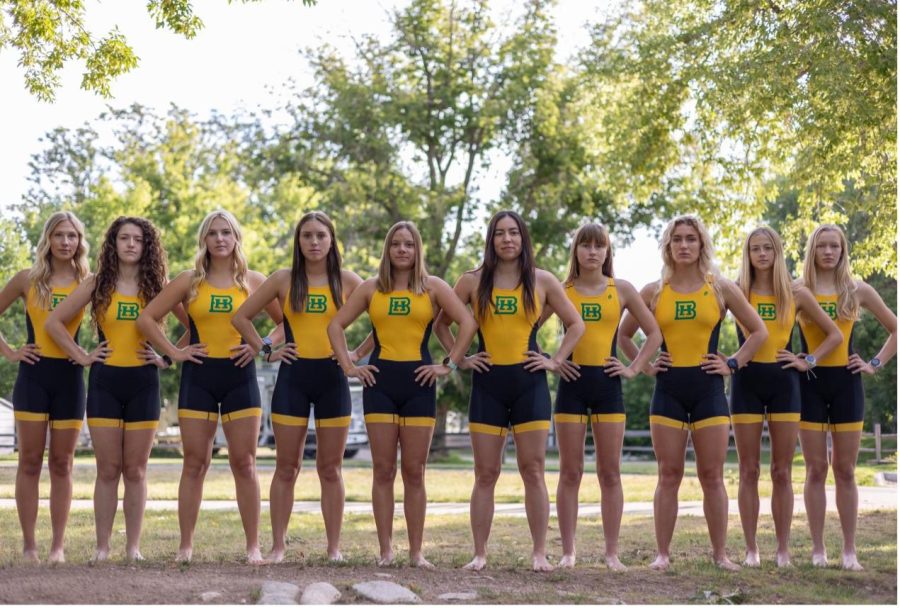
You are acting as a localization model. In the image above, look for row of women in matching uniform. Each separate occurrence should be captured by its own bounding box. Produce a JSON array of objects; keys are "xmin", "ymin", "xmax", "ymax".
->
[{"xmin": 0, "ymin": 208, "xmax": 895, "ymax": 572}]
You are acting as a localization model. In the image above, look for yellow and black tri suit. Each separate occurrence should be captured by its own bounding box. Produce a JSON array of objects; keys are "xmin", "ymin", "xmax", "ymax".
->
[
  {"xmin": 270, "ymin": 286, "xmax": 351, "ymax": 429},
  {"xmin": 650, "ymin": 281, "xmax": 730, "ymax": 431},
  {"xmin": 86, "ymin": 292, "xmax": 161, "ymax": 431},
  {"xmin": 178, "ymin": 281, "xmax": 261, "ymax": 423},
  {"xmin": 554, "ymin": 280, "xmax": 625, "ymax": 425},
  {"xmin": 468, "ymin": 286, "xmax": 551, "ymax": 437},
  {"xmin": 730, "ymin": 293, "xmax": 801, "ymax": 425},
  {"xmin": 363, "ymin": 289, "xmax": 436, "ymax": 426},
  {"xmin": 13, "ymin": 282, "xmax": 86, "ymax": 429},
  {"xmin": 798, "ymin": 294, "xmax": 863, "ymax": 432}
]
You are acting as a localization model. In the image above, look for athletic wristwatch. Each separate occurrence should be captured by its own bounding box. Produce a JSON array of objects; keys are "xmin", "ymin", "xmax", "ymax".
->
[
  {"xmin": 161, "ymin": 354, "xmax": 173, "ymax": 367},
  {"xmin": 726, "ymin": 357, "xmax": 739, "ymax": 374},
  {"xmin": 804, "ymin": 354, "xmax": 817, "ymax": 369},
  {"xmin": 442, "ymin": 356, "xmax": 458, "ymax": 371},
  {"xmin": 260, "ymin": 336, "xmax": 273, "ymax": 358},
  {"xmin": 869, "ymin": 357, "xmax": 881, "ymax": 371}
]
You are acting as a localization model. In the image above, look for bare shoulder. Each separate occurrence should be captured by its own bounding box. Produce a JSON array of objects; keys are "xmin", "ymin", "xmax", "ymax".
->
[
  {"xmin": 639, "ymin": 280, "xmax": 660, "ymax": 298},
  {"xmin": 426, "ymin": 275, "xmax": 451, "ymax": 293}
]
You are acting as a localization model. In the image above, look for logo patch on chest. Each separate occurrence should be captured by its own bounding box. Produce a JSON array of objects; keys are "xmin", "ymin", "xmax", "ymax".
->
[
  {"xmin": 388, "ymin": 297, "xmax": 411, "ymax": 315},
  {"xmin": 306, "ymin": 294, "xmax": 328, "ymax": 313},
  {"xmin": 820, "ymin": 301, "xmax": 838, "ymax": 320},
  {"xmin": 209, "ymin": 294, "xmax": 233, "ymax": 313},
  {"xmin": 50, "ymin": 293, "xmax": 67, "ymax": 310},
  {"xmin": 674, "ymin": 300, "xmax": 697, "ymax": 320},
  {"xmin": 581, "ymin": 303, "xmax": 602, "ymax": 321},
  {"xmin": 757, "ymin": 303, "xmax": 777, "ymax": 321},
  {"xmin": 116, "ymin": 302, "xmax": 140, "ymax": 321},
  {"xmin": 495, "ymin": 296, "xmax": 518, "ymax": 315}
]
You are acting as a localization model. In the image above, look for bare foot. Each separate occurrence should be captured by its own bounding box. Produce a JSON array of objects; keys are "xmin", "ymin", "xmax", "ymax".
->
[
  {"xmin": 775, "ymin": 551, "xmax": 792, "ymax": 568},
  {"xmin": 266, "ymin": 548, "xmax": 286, "ymax": 564},
  {"xmin": 649, "ymin": 554, "xmax": 670, "ymax": 571},
  {"xmin": 742, "ymin": 549, "xmax": 760, "ymax": 568},
  {"xmin": 175, "ymin": 547, "xmax": 192, "ymax": 563},
  {"xmin": 126, "ymin": 549, "xmax": 144, "ymax": 562},
  {"xmin": 606, "ymin": 555, "xmax": 627, "ymax": 572},
  {"xmin": 22, "ymin": 548, "xmax": 40, "ymax": 564},
  {"xmin": 462, "ymin": 555, "xmax": 487, "ymax": 571},
  {"xmin": 247, "ymin": 547, "xmax": 266, "ymax": 565},
  {"xmin": 811, "ymin": 552, "xmax": 828, "ymax": 568},
  {"xmin": 328, "ymin": 551, "xmax": 344, "ymax": 562},
  {"xmin": 410, "ymin": 554, "xmax": 435, "ymax": 570},
  {"xmin": 532, "ymin": 554, "xmax": 554, "ymax": 572},
  {"xmin": 558, "ymin": 554, "xmax": 576, "ymax": 569},
  {"xmin": 376, "ymin": 550, "xmax": 394, "ymax": 567},
  {"xmin": 48, "ymin": 548, "xmax": 65, "ymax": 564},
  {"xmin": 841, "ymin": 552, "xmax": 863, "ymax": 571},
  {"xmin": 90, "ymin": 547, "xmax": 110, "ymax": 563},
  {"xmin": 715, "ymin": 557, "xmax": 741, "ymax": 571}
]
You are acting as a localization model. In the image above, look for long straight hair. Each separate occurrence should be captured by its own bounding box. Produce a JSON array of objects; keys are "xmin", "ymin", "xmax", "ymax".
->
[
  {"xmin": 737, "ymin": 226, "xmax": 793, "ymax": 327},
  {"xmin": 475, "ymin": 210, "xmax": 537, "ymax": 320},
  {"xmin": 564, "ymin": 223, "xmax": 614, "ymax": 285},
  {"xmin": 801, "ymin": 224, "xmax": 858, "ymax": 321},
  {"xmin": 651, "ymin": 215, "xmax": 723, "ymax": 310},
  {"xmin": 189, "ymin": 209, "xmax": 250, "ymax": 302},
  {"xmin": 376, "ymin": 221, "xmax": 428, "ymax": 295},
  {"xmin": 290, "ymin": 211, "xmax": 344, "ymax": 312},
  {"xmin": 28, "ymin": 211, "xmax": 90, "ymax": 308}
]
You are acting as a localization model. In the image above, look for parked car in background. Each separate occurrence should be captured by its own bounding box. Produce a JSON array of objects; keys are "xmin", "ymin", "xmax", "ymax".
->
[{"xmin": 0, "ymin": 398, "xmax": 15, "ymax": 454}]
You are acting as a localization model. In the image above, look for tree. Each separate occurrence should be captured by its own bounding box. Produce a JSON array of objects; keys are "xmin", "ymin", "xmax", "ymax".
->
[{"xmin": 0, "ymin": 0, "xmax": 316, "ymax": 101}]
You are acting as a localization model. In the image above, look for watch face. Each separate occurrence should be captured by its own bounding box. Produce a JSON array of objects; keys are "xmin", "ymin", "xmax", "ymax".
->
[{"xmin": 871, "ymin": 358, "xmax": 881, "ymax": 368}]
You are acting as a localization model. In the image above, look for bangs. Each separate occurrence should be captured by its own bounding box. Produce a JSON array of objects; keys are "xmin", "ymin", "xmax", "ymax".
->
[{"xmin": 575, "ymin": 223, "xmax": 609, "ymax": 248}]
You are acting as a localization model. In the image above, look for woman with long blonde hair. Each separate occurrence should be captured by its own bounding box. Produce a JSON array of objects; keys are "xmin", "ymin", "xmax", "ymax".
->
[
  {"xmin": 797, "ymin": 224, "xmax": 896, "ymax": 570},
  {"xmin": 137, "ymin": 209, "xmax": 283, "ymax": 563},
  {"xmin": 328, "ymin": 221, "xmax": 477, "ymax": 568},
  {"xmin": 731, "ymin": 226, "xmax": 841, "ymax": 567},
  {"xmin": 619, "ymin": 215, "xmax": 767, "ymax": 571},
  {"xmin": 0, "ymin": 211, "xmax": 93, "ymax": 563},
  {"xmin": 540, "ymin": 223, "xmax": 661, "ymax": 570}
]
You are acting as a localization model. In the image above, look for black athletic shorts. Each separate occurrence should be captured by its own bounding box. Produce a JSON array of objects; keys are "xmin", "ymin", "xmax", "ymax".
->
[
  {"xmin": 730, "ymin": 362, "xmax": 801, "ymax": 424},
  {"xmin": 13, "ymin": 357, "xmax": 85, "ymax": 429},
  {"xmin": 650, "ymin": 366, "xmax": 730, "ymax": 431},
  {"xmin": 800, "ymin": 366, "xmax": 865, "ymax": 432},
  {"xmin": 270, "ymin": 357, "xmax": 351, "ymax": 428},
  {"xmin": 178, "ymin": 357, "xmax": 261, "ymax": 423},
  {"xmin": 468, "ymin": 363, "xmax": 551, "ymax": 436},
  {"xmin": 363, "ymin": 358, "xmax": 436, "ymax": 427},
  {"xmin": 87, "ymin": 363, "xmax": 160, "ymax": 430},
  {"xmin": 554, "ymin": 364, "xmax": 624, "ymax": 424}
]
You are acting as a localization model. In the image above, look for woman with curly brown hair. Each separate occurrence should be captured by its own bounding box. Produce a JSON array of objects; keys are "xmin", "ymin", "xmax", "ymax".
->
[{"xmin": 47, "ymin": 216, "xmax": 182, "ymax": 561}]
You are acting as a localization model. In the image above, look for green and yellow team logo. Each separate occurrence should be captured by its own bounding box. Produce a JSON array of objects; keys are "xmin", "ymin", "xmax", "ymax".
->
[
  {"xmin": 820, "ymin": 301, "xmax": 838, "ymax": 320},
  {"xmin": 116, "ymin": 302, "xmax": 140, "ymax": 321},
  {"xmin": 388, "ymin": 296, "xmax": 411, "ymax": 315},
  {"xmin": 757, "ymin": 303, "xmax": 777, "ymax": 321},
  {"xmin": 495, "ymin": 295, "xmax": 518, "ymax": 315},
  {"xmin": 209, "ymin": 294, "xmax": 233, "ymax": 313},
  {"xmin": 581, "ymin": 303, "xmax": 602, "ymax": 322},
  {"xmin": 674, "ymin": 300, "xmax": 697, "ymax": 320},
  {"xmin": 306, "ymin": 294, "xmax": 328, "ymax": 313},
  {"xmin": 50, "ymin": 293, "xmax": 67, "ymax": 310}
]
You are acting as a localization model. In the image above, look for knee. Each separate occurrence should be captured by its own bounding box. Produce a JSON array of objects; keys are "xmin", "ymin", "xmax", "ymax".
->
[
  {"xmin": 770, "ymin": 463, "xmax": 792, "ymax": 486},
  {"xmin": 657, "ymin": 464, "xmax": 684, "ymax": 489},
  {"xmin": 518, "ymin": 459, "xmax": 545, "ymax": 486},
  {"xmin": 122, "ymin": 462, "xmax": 146, "ymax": 484},
  {"xmin": 597, "ymin": 468, "xmax": 621, "ymax": 489},
  {"xmin": 559, "ymin": 462, "xmax": 584, "ymax": 487},
  {"xmin": 316, "ymin": 462, "xmax": 341, "ymax": 485},
  {"xmin": 400, "ymin": 462, "xmax": 425, "ymax": 488},
  {"xmin": 48, "ymin": 453, "xmax": 73, "ymax": 478},
  {"xmin": 832, "ymin": 462, "xmax": 856, "ymax": 486},
  {"xmin": 739, "ymin": 460, "xmax": 761, "ymax": 484},
  {"xmin": 474, "ymin": 465, "xmax": 501, "ymax": 489},
  {"xmin": 805, "ymin": 460, "xmax": 829, "ymax": 485},
  {"xmin": 229, "ymin": 453, "xmax": 257, "ymax": 480},
  {"xmin": 696, "ymin": 465, "xmax": 724, "ymax": 490},
  {"xmin": 274, "ymin": 460, "xmax": 301, "ymax": 484},
  {"xmin": 372, "ymin": 462, "xmax": 397, "ymax": 486},
  {"xmin": 97, "ymin": 461, "xmax": 123, "ymax": 483},
  {"xmin": 182, "ymin": 454, "xmax": 211, "ymax": 480},
  {"xmin": 18, "ymin": 455, "xmax": 43, "ymax": 478}
]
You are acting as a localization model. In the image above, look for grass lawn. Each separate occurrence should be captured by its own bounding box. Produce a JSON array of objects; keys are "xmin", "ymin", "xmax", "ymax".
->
[{"xmin": 0, "ymin": 508, "xmax": 894, "ymax": 604}]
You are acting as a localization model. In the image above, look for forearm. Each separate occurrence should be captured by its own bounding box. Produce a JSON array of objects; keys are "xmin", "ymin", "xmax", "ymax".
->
[
  {"xmin": 629, "ymin": 330, "xmax": 661, "ymax": 372},
  {"xmin": 137, "ymin": 317, "xmax": 180, "ymax": 358},
  {"xmin": 232, "ymin": 314, "xmax": 263, "ymax": 352},
  {"xmin": 327, "ymin": 324, "xmax": 354, "ymax": 372},
  {"xmin": 45, "ymin": 320, "xmax": 86, "ymax": 361}
]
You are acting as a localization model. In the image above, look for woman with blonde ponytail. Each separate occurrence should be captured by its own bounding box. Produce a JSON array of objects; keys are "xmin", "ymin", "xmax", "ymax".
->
[
  {"xmin": 797, "ymin": 224, "xmax": 896, "ymax": 570},
  {"xmin": 0, "ymin": 211, "xmax": 92, "ymax": 563},
  {"xmin": 137, "ymin": 209, "xmax": 283, "ymax": 564},
  {"xmin": 731, "ymin": 226, "xmax": 841, "ymax": 568},
  {"xmin": 618, "ymin": 215, "xmax": 767, "ymax": 571}
]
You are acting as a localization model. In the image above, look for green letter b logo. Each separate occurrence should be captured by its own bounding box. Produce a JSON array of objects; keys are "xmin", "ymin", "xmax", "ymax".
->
[
  {"xmin": 820, "ymin": 302, "xmax": 838, "ymax": 320},
  {"xmin": 209, "ymin": 295, "xmax": 233, "ymax": 313},
  {"xmin": 757, "ymin": 303, "xmax": 776, "ymax": 321},
  {"xmin": 50, "ymin": 293, "xmax": 66, "ymax": 310},
  {"xmin": 116, "ymin": 302, "xmax": 140, "ymax": 321},
  {"xmin": 306, "ymin": 294, "xmax": 328, "ymax": 313},
  {"xmin": 674, "ymin": 301, "xmax": 696, "ymax": 320},
  {"xmin": 581, "ymin": 303, "xmax": 602, "ymax": 321},
  {"xmin": 495, "ymin": 296, "xmax": 518, "ymax": 315},
  {"xmin": 388, "ymin": 297, "xmax": 411, "ymax": 315}
]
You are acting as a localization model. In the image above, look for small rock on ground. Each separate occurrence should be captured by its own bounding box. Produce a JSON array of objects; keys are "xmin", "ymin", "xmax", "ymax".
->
[
  {"xmin": 200, "ymin": 591, "xmax": 222, "ymax": 602},
  {"xmin": 353, "ymin": 581, "xmax": 420, "ymax": 604},
  {"xmin": 374, "ymin": 572, "xmax": 393, "ymax": 578},
  {"xmin": 437, "ymin": 591, "xmax": 478, "ymax": 601},
  {"xmin": 299, "ymin": 582, "xmax": 341, "ymax": 605},
  {"xmin": 258, "ymin": 581, "xmax": 300, "ymax": 605}
]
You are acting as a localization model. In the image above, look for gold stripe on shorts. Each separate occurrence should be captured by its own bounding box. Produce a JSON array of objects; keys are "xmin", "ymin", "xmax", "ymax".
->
[
  {"xmin": 591, "ymin": 413, "xmax": 626, "ymax": 424},
  {"xmin": 272, "ymin": 413, "xmax": 309, "ymax": 427},
  {"xmin": 399, "ymin": 416, "xmax": 435, "ymax": 427},
  {"xmin": 512, "ymin": 420, "xmax": 551, "ymax": 434},
  {"xmin": 554, "ymin": 413, "xmax": 588, "ymax": 424},
  {"xmin": 365, "ymin": 413, "xmax": 399, "ymax": 425},
  {"xmin": 88, "ymin": 418, "xmax": 123, "ymax": 428},
  {"xmin": 179, "ymin": 409, "xmax": 219, "ymax": 422},
  {"xmin": 221, "ymin": 408, "xmax": 262, "ymax": 423},
  {"xmin": 469, "ymin": 422, "xmax": 508, "ymax": 437},
  {"xmin": 15, "ymin": 411, "xmax": 49, "ymax": 422},
  {"xmin": 649, "ymin": 415, "xmax": 689, "ymax": 430},
  {"xmin": 124, "ymin": 421, "xmax": 159, "ymax": 431},
  {"xmin": 691, "ymin": 416, "xmax": 731, "ymax": 431},
  {"xmin": 317, "ymin": 416, "xmax": 351, "ymax": 428},
  {"xmin": 731, "ymin": 414, "xmax": 764, "ymax": 425}
]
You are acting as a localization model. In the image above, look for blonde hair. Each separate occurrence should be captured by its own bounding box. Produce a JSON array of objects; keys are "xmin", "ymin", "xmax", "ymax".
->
[
  {"xmin": 564, "ymin": 223, "xmax": 614, "ymax": 285},
  {"xmin": 651, "ymin": 215, "xmax": 723, "ymax": 310},
  {"xmin": 28, "ymin": 211, "xmax": 90, "ymax": 308},
  {"xmin": 189, "ymin": 209, "xmax": 250, "ymax": 301},
  {"xmin": 377, "ymin": 221, "xmax": 428, "ymax": 295},
  {"xmin": 737, "ymin": 226, "xmax": 794, "ymax": 327},
  {"xmin": 801, "ymin": 224, "xmax": 858, "ymax": 321}
]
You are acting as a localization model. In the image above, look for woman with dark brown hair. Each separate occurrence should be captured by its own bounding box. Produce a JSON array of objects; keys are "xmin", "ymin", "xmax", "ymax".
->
[
  {"xmin": 434, "ymin": 210, "xmax": 584, "ymax": 572},
  {"xmin": 47, "ymin": 216, "xmax": 179, "ymax": 561}
]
